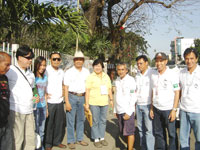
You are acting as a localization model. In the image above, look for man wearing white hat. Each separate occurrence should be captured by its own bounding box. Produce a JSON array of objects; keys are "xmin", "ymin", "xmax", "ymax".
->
[{"xmin": 64, "ymin": 51, "xmax": 90, "ymax": 149}]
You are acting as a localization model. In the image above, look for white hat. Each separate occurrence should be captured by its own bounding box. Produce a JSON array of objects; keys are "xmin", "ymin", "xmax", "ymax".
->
[{"xmin": 74, "ymin": 50, "xmax": 84, "ymax": 59}]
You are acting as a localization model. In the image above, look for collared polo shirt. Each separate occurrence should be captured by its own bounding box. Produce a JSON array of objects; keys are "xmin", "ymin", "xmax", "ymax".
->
[
  {"xmin": 151, "ymin": 67, "xmax": 180, "ymax": 110},
  {"xmin": 114, "ymin": 74, "xmax": 136, "ymax": 116},
  {"xmin": 6, "ymin": 64, "xmax": 35, "ymax": 114},
  {"xmin": 180, "ymin": 65, "xmax": 200, "ymax": 113},
  {"xmin": 64, "ymin": 66, "xmax": 90, "ymax": 93},
  {"xmin": 86, "ymin": 72, "xmax": 111, "ymax": 106},
  {"xmin": 135, "ymin": 67, "xmax": 152, "ymax": 105},
  {"xmin": 46, "ymin": 65, "xmax": 64, "ymax": 104}
]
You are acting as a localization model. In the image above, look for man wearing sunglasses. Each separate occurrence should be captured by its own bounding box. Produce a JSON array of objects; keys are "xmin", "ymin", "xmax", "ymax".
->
[
  {"xmin": 45, "ymin": 52, "xmax": 66, "ymax": 150},
  {"xmin": 6, "ymin": 45, "xmax": 36, "ymax": 150}
]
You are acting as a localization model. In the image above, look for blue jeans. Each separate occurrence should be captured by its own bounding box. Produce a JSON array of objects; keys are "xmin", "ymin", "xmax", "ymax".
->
[
  {"xmin": 66, "ymin": 93, "xmax": 85, "ymax": 143},
  {"xmin": 34, "ymin": 107, "xmax": 46, "ymax": 150},
  {"xmin": 136, "ymin": 104, "xmax": 155, "ymax": 150},
  {"xmin": 153, "ymin": 106, "xmax": 176, "ymax": 150},
  {"xmin": 90, "ymin": 105, "xmax": 108, "ymax": 140},
  {"xmin": 180, "ymin": 110, "xmax": 200, "ymax": 150}
]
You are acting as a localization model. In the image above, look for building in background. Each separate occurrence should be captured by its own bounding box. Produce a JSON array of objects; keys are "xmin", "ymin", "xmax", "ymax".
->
[{"xmin": 170, "ymin": 37, "xmax": 194, "ymax": 64}]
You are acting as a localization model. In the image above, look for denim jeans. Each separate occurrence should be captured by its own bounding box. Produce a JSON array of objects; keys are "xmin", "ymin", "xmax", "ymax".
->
[
  {"xmin": 180, "ymin": 110, "xmax": 200, "ymax": 150},
  {"xmin": 90, "ymin": 105, "xmax": 108, "ymax": 140},
  {"xmin": 34, "ymin": 107, "xmax": 46, "ymax": 150},
  {"xmin": 66, "ymin": 93, "xmax": 85, "ymax": 143},
  {"xmin": 153, "ymin": 106, "xmax": 176, "ymax": 150},
  {"xmin": 136, "ymin": 104, "xmax": 155, "ymax": 150}
]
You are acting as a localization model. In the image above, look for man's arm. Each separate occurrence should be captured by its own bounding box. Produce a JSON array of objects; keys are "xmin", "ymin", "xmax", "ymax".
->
[
  {"xmin": 64, "ymin": 85, "xmax": 72, "ymax": 112},
  {"xmin": 168, "ymin": 90, "xmax": 180, "ymax": 122}
]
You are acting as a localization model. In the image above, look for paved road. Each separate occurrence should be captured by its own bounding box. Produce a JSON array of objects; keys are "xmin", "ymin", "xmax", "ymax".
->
[{"xmin": 52, "ymin": 114, "xmax": 195, "ymax": 150}]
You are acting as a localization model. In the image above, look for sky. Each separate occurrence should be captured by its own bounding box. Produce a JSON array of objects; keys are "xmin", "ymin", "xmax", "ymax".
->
[{"xmin": 144, "ymin": 2, "xmax": 200, "ymax": 59}]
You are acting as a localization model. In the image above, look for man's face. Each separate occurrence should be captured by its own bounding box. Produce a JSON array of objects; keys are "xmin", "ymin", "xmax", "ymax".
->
[
  {"xmin": 117, "ymin": 65, "xmax": 128, "ymax": 79},
  {"xmin": 137, "ymin": 58, "xmax": 148, "ymax": 73},
  {"xmin": 185, "ymin": 52, "xmax": 198, "ymax": 70},
  {"xmin": 155, "ymin": 59, "xmax": 168, "ymax": 73},
  {"xmin": 18, "ymin": 52, "xmax": 33, "ymax": 69},
  {"xmin": 74, "ymin": 58, "xmax": 84, "ymax": 69},
  {"xmin": 0, "ymin": 56, "xmax": 11, "ymax": 75},
  {"xmin": 50, "ymin": 54, "xmax": 61, "ymax": 69}
]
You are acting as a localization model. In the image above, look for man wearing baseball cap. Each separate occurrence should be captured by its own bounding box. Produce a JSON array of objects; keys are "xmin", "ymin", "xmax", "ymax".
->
[
  {"xmin": 150, "ymin": 52, "xmax": 180, "ymax": 150},
  {"xmin": 64, "ymin": 51, "xmax": 90, "ymax": 149}
]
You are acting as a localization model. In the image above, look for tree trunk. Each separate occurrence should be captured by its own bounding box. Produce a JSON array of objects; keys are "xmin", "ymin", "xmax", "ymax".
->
[{"xmin": 80, "ymin": 0, "xmax": 105, "ymax": 34}]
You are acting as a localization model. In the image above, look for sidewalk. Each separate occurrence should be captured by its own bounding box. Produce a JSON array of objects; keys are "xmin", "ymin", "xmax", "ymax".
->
[{"xmin": 52, "ymin": 114, "xmax": 140, "ymax": 150}]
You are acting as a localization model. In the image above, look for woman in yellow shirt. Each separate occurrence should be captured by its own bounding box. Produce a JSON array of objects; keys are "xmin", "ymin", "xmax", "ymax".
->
[{"xmin": 85, "ymin": 59, "xmax": 113, "ymax": 148}]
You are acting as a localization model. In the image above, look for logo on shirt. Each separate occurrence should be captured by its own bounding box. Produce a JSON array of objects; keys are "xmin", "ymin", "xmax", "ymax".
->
[{"xmin": 173, "ymin": 84, "xmax": 178, "ymax": 88}]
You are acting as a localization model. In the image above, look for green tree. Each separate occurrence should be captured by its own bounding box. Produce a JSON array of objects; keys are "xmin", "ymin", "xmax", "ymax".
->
[
  {"xmin": 194, "ymin": 39, "xmax": 200, "ymax": 64},
  {"xmin": 0, "ymin": 0, "xmax": 87, "ymax": 45}
]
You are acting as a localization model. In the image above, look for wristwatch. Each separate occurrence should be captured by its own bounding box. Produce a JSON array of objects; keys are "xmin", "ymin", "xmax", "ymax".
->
[{"xmin": 172, "ymin": 108, "xmax": 177, "ymax": 112}]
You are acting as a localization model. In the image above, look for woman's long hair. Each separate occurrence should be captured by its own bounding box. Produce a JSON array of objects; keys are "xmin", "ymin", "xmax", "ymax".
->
[{"xmin": 34, "ymin": 56, "xmax": 46, "ymax": 78}]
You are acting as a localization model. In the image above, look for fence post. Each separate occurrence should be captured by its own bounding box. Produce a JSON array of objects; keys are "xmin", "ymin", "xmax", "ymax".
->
[{"xmin": 11, "ymin": 44, "xmax": 19, "ymax": 65}]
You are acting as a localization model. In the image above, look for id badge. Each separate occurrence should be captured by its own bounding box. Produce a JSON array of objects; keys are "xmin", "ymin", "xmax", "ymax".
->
[{"xmin": 100, "ymin": 85, "xmax": 108, "ymax": 95}]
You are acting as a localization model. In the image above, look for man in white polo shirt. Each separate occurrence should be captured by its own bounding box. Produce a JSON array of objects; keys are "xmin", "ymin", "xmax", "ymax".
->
[
  {"xmin": 45, "ymin": 52, "xmax": 66, "ymax": 150},
  {"xmin": 135, "ymin": 55, "xmax": 154, "ymax": 150},
  {"xmin": 150, "ymin": 52, "xmax": 180, "ymax": 150},
  {"xmin": 179, "ymin": 48, "xmax": 200, "ymax": 150},
  {"xmin": 6, "ymin": 45, "xmax": 36, "ymax": 150},
  {"xmin": 114, "ymin": 63, "xmax": 136, "ymax": 150},
  {"xmin": 64, "ymin": 51, "xmax": 90, "ymax": 149}
]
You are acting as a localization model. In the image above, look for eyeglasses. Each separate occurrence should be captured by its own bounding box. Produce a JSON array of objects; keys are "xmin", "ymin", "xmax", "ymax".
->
[
  {"xmin": 22, "ymin": 56, "xmax": 33, "ymax": 60},
  {"xmin": 52, "ymin": 58, "xmax": 61, "ymax": 61}
]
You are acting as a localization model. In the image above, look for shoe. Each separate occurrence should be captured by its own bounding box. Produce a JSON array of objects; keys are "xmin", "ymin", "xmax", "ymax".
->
[
  {"xmin": 94, "ymin": 141, "xmax": 102, "ymax": 148},
  {"xmin": 100, "ymin": 140, "xmax": 108, "ymax": 146},
  {"xmin": 76, "ymin": 141, "xmax": 89, "ymax": 146},
  {"xmin": 45, "ymin": 148, "xmax": 52, "ymax": 150},
  {"xmin": 68, "ymin": 143, "xmax": 76, "ymax": 149},
  {"xmin": 57, "ymin": 144, "xmax": 67, "ymax": 149}
]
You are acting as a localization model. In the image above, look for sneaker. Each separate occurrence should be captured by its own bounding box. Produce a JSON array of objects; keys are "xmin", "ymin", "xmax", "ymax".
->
[
  {"xmin": 100, "ymin": 140, "xmax": 108, "ymax": 146},
  {"xmin": 68, "ymin": 143, "xmax": 75, "ymax": 149},
  {"xmin": 94, "ymin": 141, "xmax": 102, "ymax": 148}
]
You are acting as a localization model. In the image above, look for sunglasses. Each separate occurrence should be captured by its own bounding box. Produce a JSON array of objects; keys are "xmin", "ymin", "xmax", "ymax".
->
[
  {"xmin": 22, "ymin": 56, "xmax": 33, "ymax": 60},
  {"xmin": 52, "ymin": 58, "xmax": 61, "ymax": 61}
]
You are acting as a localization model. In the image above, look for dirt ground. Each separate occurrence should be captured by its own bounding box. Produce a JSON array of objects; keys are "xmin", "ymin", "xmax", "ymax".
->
[{"xmin": 52, "ymin": 113, "xmax": 195, "ymax": 150}]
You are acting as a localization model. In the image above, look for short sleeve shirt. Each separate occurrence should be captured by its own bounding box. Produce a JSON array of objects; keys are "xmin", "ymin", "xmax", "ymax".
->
[
  {"xmin": 6, "ymin": 65, "xmax": 35, "ymax": 114},
  {"xmin": 180, "ymin": 65, "xmax": 200, "ymax": 113},
  {"xmin": 135, "ymin": 68, "xmax": 152, "ymax": 105},
  {"xmin": 35, "ymin": 75, "xmax": 47, "ymax": 108},
  {"xmin": 86, "ymin": 72, "xmax": 111, "ymax": 106},
  {"xmin": 151, "ymin": 67, "xmax": 180, "ymax": 110},
  {"xmin": 64, "ymin": 66, "xmax": 90, "ymax": 93},
  {"xmin": 46, "ymin": 65, "xmax": 64, "ymax": 104}
]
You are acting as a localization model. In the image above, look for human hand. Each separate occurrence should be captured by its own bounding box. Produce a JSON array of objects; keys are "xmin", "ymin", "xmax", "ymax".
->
[
  {"xmin": 168, "ymin": 110, "xmax": 176, "ymax": 122},
  {"xmin": 123, "ymin": 113, "xmax": 130, "ymax": 120}
]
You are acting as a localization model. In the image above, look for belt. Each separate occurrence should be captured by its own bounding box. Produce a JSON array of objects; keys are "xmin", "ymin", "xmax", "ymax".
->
[{"xmin": 69, "ymin": 92, "xmax": 85, "ymax": 97}]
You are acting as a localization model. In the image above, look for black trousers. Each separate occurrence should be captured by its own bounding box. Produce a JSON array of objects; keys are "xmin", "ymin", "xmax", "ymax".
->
[{"xmin": 45, "ymin": 102, "xmax": 66, "ymax": 148}]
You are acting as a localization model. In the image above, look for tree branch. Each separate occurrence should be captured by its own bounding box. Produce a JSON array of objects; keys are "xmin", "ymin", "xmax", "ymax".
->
[{"xmin": 144, "ymin": 0, "xmax": 180, "ymax": 8}]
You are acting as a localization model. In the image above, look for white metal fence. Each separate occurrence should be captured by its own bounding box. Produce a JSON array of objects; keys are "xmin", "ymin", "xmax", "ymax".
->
[{"xmin": 1, "ymin": 42, "xmax": 49, "ymax": 71}]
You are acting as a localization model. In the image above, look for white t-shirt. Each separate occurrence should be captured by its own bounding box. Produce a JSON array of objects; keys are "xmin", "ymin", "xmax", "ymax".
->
[
  {"xmin": 6, "ymin": 64, "xmax": 35, "ymax": 114},
  {"xmin": 114, "ymin": 74, "xmax": 136, "ymax": 116},
  {"xmin": 64, "ymin": 66, "xmax": 90, "ymax": 93},
  {"xmin": 151, "ymin": 67, "xmax": 180, "ymax": 110},
  {"xmin": 180, "ymin": 65, "xmax": 200, "ymax": 113},
  {"xmin": 46, "ymin": 65, "xmax": 64, "ymax": 104},
  {"xmin": 135, "ymin": 68, "xmax": 152, "ymax": 105}
]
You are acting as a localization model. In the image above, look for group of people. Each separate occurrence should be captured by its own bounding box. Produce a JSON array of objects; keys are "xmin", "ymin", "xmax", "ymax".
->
[
  {"xmin": 0, "ymin": 45, "xmax": 199, "ymax": 150},
  {"xmin": 132, "ymin": 48, "xmax": 200, "ymax": 150}
]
